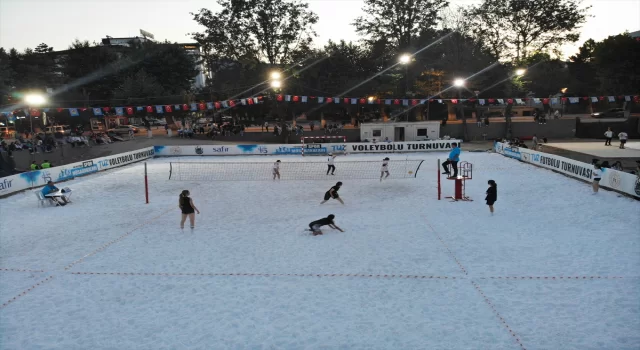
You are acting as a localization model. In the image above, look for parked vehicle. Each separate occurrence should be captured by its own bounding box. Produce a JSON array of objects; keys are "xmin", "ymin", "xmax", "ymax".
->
[
  {"xmin": 0, "ymin": 126, "xmax": 16, "ymax": 139},
  {"xmin": 591, "ymin": 108, "xmax": 625, "ymax": 118},
  {"xmin": 44, "ymin": 125, "xmax": 72, "ymax": 135},
  {"xmin": 108, "ymin": 125, "xmax": 139, "ymax": 135},
  {"xmin": 148, "ymin": 119, "xmax": 167, "ymax": 126}
]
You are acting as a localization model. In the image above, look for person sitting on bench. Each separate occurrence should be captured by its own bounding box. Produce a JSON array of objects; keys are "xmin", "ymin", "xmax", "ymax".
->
[{"xmin": 41, "ymin": 181, "xmax": 71, "ymax": 206}]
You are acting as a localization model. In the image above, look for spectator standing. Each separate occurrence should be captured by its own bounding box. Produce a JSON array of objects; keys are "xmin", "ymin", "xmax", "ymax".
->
[
  {"xmin": 532, "ymin": 134, "xmax": 539, "ymax": 150},
  {"xmin": 604, "ymin": 127, "xmax": 613, "ymax": 146},
  {"xmin": 618, "ymin": 131, "xmax": 628, "ymax": 149}
]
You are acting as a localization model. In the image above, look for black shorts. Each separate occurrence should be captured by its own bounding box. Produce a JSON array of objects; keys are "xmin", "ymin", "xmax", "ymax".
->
[
  {"xmin": 324, "ymin": 192, "xmax": 338, "ymax": 201},
  {"xmin": 593, "ymin": 178, "xmax": 601, "ymax": 182},
  {"xmin": 621, "ymin": 140, "xmax": 627, "ymax": 144},
  {"xmin": 182, "ymin": 209, "xmax": 195, "ymax": 214}
]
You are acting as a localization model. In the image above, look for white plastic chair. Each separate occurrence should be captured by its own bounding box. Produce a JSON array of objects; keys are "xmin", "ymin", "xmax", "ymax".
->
[{"xmin": 35, "ymin": 191, "xmax": 52, "ymax": 207}]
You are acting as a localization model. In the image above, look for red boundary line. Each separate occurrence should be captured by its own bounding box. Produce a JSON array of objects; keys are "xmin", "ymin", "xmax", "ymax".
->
[
  {"xmin": 472, "ymin": 281, "xmax": 527, "ymax": 350},
  {"xmin": 67, "ymin": 272, "xmax": 627, "ymax": 280},
  {"xmin": 63, "ymin": 207, "xmax": 174, "ymax": 271},
  {"xmin": 0, "ymin": 268, "xmax": 46, "ymax": 273},
  {"xmin": 0, "ymin": 275, "xmax": 54, "ymax": 309}
]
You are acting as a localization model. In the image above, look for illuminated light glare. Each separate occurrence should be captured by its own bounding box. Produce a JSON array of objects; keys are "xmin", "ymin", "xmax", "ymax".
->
[
  {"xmin": 453, "ymin": 79, "xmax": 465, "ymax": 87},
  {"xmin": 25, "ymin": 94, "xmax": 46, "ymax": 105},
  {"xmin": 399, "ymin": 55, "xmax": 411, "ymax": 64},
  {"xmin": 270, "ymin": 72, "xmax": 281, "ymax": 80},
  {"xmin": 271, "ymin": 80, "xmax": 282, "ymax": 88},
  {"xmin": 515, "ymin": 68, "xmax": 526, "ymax": 76}
]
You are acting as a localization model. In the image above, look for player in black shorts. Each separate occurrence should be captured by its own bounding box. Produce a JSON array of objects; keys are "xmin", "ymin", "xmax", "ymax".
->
[
  {"xmin": 308, "ymin": 214, "xmax": 344, "ymax": 236},
  {"xmin": 179, "ymin": 190, "xmax": 200, "ymax": 229},
  {"xmin": 320, "ymin": 182, "xmax": 344, "ymax": 205},
  {"xmin": 485, "ymin": 180, "xmax": 497, "ymax": 215}
]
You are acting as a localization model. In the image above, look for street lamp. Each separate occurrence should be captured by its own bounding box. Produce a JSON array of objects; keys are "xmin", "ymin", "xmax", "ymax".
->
[
  {"xmin": 453, "ymin": 78, "xmax": 465, "ymax": 87},
  {"xmin": 271, "ymin": 80, "xmax": 282, "ymax": 89},
  {"xmin": 515, "ymin": 68, "xmax": 526, "ymax": 76},
  {"xmin": 270, "ymin": 72, "xmax": 281, "ymax": 80},
  {"xmin": 399, "ymin": 54, "xmax": 411, "ymax": 64}
]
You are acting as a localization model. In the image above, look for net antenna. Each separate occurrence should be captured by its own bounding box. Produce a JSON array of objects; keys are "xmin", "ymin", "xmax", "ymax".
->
[
  {"xmin": 169, "ymin": 160, "xmax": 424, "ymax": 181},
  {"xmin": 301, "ymin": 136, "xmax": 347, "ymax": 156}
]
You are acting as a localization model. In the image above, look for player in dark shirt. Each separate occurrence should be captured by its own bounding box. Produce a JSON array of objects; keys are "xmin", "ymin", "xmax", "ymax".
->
[
  {"xmin": 308, "ymin": 214, "xmax": 344, "ymax": 236},
  {"xmin": 485, "ymin": 180, "xmax": 497, "ymax": 215},
  {"xmin": 320, "ymin": 182, "xmax": 344, "ymax": 205}
]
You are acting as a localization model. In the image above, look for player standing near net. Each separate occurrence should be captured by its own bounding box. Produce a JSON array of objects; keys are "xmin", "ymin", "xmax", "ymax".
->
[
  {"xmin": 273, "ymin": 160, "xmax": 281, "ymax": 180},
  {"xmin": 308, "ymin": 214, "xmax": 344, "ymax": 236},
  {"xmin": 321, "ymin": 182, "xmax": 344, "ymax": 205},
  {"xmin": 327, "ymin": 153, "xmax": 336, "ymax": 175},
  {"xmin": 179, "ymin": 190, "xmax": 200, "ymax": 229},
  {"xmin": 442, "ymin": 143, "xmax": 461, "ymax": 178},
  {"xmin": 485, "ymin": 180, "xmax": 497, "ymax": 215},
  {"xmin": 380, "ymin": 157, "xmax": 390, "ymax": 181},
  {"xmin": 592, "ymin": 159, "xmax": 603, "ymax": 194}
]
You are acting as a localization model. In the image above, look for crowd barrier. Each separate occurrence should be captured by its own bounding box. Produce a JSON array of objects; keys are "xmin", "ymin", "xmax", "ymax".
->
[
  {"xmin": 0, "ymin": 147, "xmax": 155, "ymax": 198},
  {"xmin": 494, "ymin": 142, "xmax": 640, "ymax": 198},
  {"xmin": 153, "ymin": 140, "xmax": 463, "ymax": 157}
]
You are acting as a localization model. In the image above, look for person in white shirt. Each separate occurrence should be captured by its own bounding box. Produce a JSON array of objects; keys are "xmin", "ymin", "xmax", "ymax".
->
[
  {"xmin": 380, "ymin": 157, "xmax": 390, "ymax": 181},
  {"xmin": 326, "ymin": 154, "xmax": 336, "ymax": 175},
  {"xmin": 604, "ymin": 127, "xmax": 613, "ymax": 146},
  {"xmin": 532, "ymin": 134, "xmax": 539, "ymax": 150},
  {"xmin": 618, "ymin": 131, "xmax": 628, "ymax": 149},
  {"xmin": 273, "ymin": 160, "xmax": 281, "ymax": 180},
  {"xmin": 592, "ymin": 160, "xmax": 603, "ymax": 193}
]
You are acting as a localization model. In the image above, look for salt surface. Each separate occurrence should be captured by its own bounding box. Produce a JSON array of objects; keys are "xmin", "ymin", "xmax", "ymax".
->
[{"xmin": 1, "ymin": 152, "xmax": 638, "ymax": 349}]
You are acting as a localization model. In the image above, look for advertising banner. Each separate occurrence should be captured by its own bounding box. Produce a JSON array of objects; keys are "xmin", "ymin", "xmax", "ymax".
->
[
  {"xmin": 153, "ymin": 140, "xmax": 462, "ymax": 157},
  {"xmin": 495, "ymin": 142, "xmax": 639, "ymax": 198},
  {"xmin": 0, "ymin": 147, "xmax": 155, "ymax": 198}
]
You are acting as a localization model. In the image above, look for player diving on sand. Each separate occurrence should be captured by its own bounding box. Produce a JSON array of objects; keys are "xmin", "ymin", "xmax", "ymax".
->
[{"xmin": 308, "ymin": 214, "xmax": 344, "ymax": 236}]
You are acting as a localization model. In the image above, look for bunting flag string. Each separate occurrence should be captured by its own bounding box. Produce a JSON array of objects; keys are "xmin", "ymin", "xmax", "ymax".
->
[{"xmin": 1, "ymin": 93, "xmax": 639, "ymax": 118}]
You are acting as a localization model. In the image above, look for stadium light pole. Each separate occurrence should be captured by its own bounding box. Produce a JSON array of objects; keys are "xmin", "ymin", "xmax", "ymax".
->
[
  {"xmin": 453, "ymin": 78, "xmax": 468, "ymax": 141},
  {"xmin": 399, "ymin": 54, "xmax": 412, "ymax": 121},
  {"xmin": 24, "ymin": 93, "xmax": 46, "ymax": 135}
]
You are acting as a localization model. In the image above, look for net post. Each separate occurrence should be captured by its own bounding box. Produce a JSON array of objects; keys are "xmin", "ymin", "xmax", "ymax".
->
[
  {"xmin": 301, "ymin": 137, "xmax": 305, "ymax": 157},
  {"xmin": 144, "ymin": 162, "xmax": 149, "ymax": 204},
  {"xmin": 437, "ymin": 159, "xmax": 441, "ymax": 200},
  {"xmin": 169, "ymin": 162, "xmax": 172, "ymax": 180}
]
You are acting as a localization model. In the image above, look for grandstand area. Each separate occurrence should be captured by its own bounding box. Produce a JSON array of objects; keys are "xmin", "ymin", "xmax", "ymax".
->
[{"xmin": 1, "ymin": 152, "xmax": 639, "ymax": 349}]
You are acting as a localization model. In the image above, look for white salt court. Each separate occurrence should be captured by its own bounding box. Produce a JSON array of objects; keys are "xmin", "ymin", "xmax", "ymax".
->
[{"xmin": 1, "ymin": 152, "xmax": 639, "ymax": 349}]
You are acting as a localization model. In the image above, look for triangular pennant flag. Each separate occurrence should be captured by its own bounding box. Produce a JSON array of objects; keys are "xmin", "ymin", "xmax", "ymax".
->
[
  {"xmin": 207, "ymin": 102, "xmax": 214, "ymax": 110},
  {"xmin": 550, "ymin": 98, "xmax": 559, "ymax": 105},
  {"xmin": 591, "ymin": 97, "xmax": 598, "ymax": 103},
  {"xmin": 411, "ymin": 99, "xmax": 418, "ymax": 106},
  {"xmin": 608, "ymin": 96, "xmax": 615, "ymax": 102},
  {"xmin": 126, "ymin": 107, "xmax": 134, "ymax": 115},
  {"xmin": 191, "ymin": 103, "xmax": 198, "ymax": 111},
  {"xmin": 93, "ymin": 108, "xmax": 103, "ymax": 116},
  {"xmin": 343, "ymin": 98, "xmax": 350, "ymax": 104},
  {"xmin": 569, "ymin": 97, "xmax": 579, "ymax": 104},
  {"xmin": 165, "ymin": 105, "xmax": 173, "ymax": 113},
  {"xmin": 42, "ymin": 108, "xmax": 50, "ymax": 112},
  {"xmin": 479, "ymin": 99, "xmax": 486, "ymax": 105},
  {"xmin": 146, "ymin": 106, "xmax": 154, "ymax": 113},
  {"xmin": 385, "ymin": 99, "xmax": 391, "ymax": 105},
  {"xmin": 229, "ymin": 100, "xmax": 236, "ymax": 107},
  {"xmin": 318, "ymin": 97, "xmax": 324, "ymax": 103},
  {"xmin": 137, "ymin": 106, "xmax": 144, "ymax": 111},
  {"xmin": 241, "ymin": 99, "xmax": 247, "ymax": 105},
  {"xmin": 451, "ymin": 99, "xmax": 458, "ymax": 104},
  {"xmin": 247, "ymin": 98, "xmax": 254, "ymax": 105},
  {"xmin": 301, "ymin": 96, "xmax": 308, "ymax": 103},
  {"xmin": 561, "ymin": 97, "xmax": 568, "ymax": 103},
  {"xmin": 293, "ymin": 96, "xmax": 300, "ymax": 102},
  {"xmin": 533, "ymin": 98, "xmax": 541, "ymax": 104},
  {"xmin": 401, "ymin": 99, "xmax": 407, "ymax": 106},
  {"xmin": 56, "ymin": 108, "xmax": 64, "ymax": 113},
  {"xmin": 103, "ymin": 107, "xmax": 110, "ymax": 113},
  {"xmin": 155, "ymin": 106, "xmax": 164, "ymax": 114},
  {"xmin": 222, "ymin": 101, "xmax": 229, "ymax": 108},
  {"xmin": 198, "ymin": 103, "xmax": 206, "ymax": 110},
  {"xmin": 115, "ymin": 107, "xmax": 124, "ymax": 116},
  {"xmin": 625, "ymin": 96, "xmax": 631, "ymax": 102},
  {"xmin": 277, "ymin": 95, "xmax": 283, "ymax": 102},
  {"xmin": 496, "ymin": 99, "xmax": 504, "ymax": 104},
  {"xmin": 351, "ymin": 98, "xmax": 357, "ymax": 105},
  {"xmin": 507, "ymin": 99, "xmax": 514, "ymax": 104},
  {"xmin": 419, "ymin": 99, "xmax": 427, "ymax": 105},
  {"xmin": 69, "ymin": 108, "xmax": 79, "ymax": 117},
  {"xmin": 393, "ymin": 99, "xmax": 400, "ymax": 105},
  {"xmin": 174, "ymin": 104, "xmax": 181, "ymax": 111},
  {"xmin": 215, "ymin": 102, "xmax": 221, "ymax": 109},
  {"xmin": 516, "ymin": 98, "xmax": 523, "ymax": 104},
  {"xmin": 368, "ymin": 98, "xmax": 374, "ymax": 105},
  {"xmin": 183, "ymin": 104, "xmax": 189, "ymax": 111},
  {"xmin": 359, "ymin": 98, "xmax": 366, "ymax": 104},
  {"xmin": 437, "ymin": 99, "xmax": 443, "ymax": 103},
  {"xmin": 334, "ymin": 97, "xmax": 340, "ymax": 104},
  {"xmin": 285, "ymin": 95, "xmax": 292, "ymax": 102}
]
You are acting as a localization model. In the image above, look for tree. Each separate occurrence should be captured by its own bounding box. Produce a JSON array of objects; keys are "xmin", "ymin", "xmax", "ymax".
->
[
  {"xmin": 34, "ymin": 43, "xmax": 54, "ymax": 54},
  {"xmin": 567, "ymin": 39, "xmax": 598, "ymax": 95},
  {"xmin": 353, "ymin": 0, "xmax": 449, "ymax": 50},
  {"xmin": 591, "ymin": 34, "xmax": 640, "ymax": 95},
  {"xmin": 135, "ymin": 41, "xmax": 199, "ymax": 95},
  {"xmin": 191, "ymin": 0, "xmax": 318, "ymax": 65},
  {"xmin": 0, "ymin": 48, "xmax": 16, "ymax": 105},
  {"xmin": 466, "ymin": 0, "xmax": 590, "ymax": 62}
]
